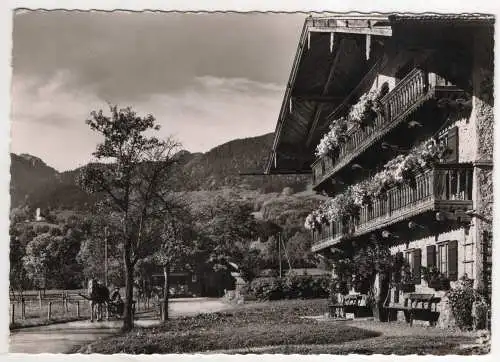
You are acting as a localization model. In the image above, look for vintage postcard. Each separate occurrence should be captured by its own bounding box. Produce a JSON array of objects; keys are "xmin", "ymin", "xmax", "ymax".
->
[{"xmin": 5, "ymin": 5, "xmax": 495, "ymax": 356}]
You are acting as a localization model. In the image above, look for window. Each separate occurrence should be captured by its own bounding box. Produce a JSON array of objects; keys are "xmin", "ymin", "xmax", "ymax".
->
[
  {"xmin": 437, "ymin": 126, "xmax": 459, "ymax": 163},
  {"xmin": 379, "ymin": 82, "xmax": 390, "ymax": 98},
  {"xmin": 438, "ymin": 244, "xmax": 448, "ymax": 274},
  {"xmin": 434, "ymin": 240, "xmax": 458, "ymax": 281},
  {"xmin": 405, "ymin": 248, "xmax": 422, "ymax": 284}
]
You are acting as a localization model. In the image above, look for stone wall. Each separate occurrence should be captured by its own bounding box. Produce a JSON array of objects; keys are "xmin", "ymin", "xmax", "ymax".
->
[{"xmin": 473, "ymin": 26, "xmax": 494, "ymax": 295}]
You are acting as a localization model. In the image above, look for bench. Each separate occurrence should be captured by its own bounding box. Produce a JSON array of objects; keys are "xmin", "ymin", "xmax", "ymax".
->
[
  {"xmin": 329, "ymin": 294, "xmax": 369, "ymax": 318},
  {"xmin": 386, "ymin": 293, "xmax": 441, "ymax": 326}
]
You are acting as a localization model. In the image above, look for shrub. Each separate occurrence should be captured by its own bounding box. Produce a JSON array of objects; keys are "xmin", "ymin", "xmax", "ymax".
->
[
  {"xmin": 250, "ymin": 275, "xmax": 329, "ymax": 301},
  {"xmin": 447, "ymin": 277, "xmax": 490, "ymax": 330}
]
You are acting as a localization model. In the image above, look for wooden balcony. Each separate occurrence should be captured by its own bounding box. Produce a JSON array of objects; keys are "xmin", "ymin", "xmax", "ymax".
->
[
  {"xmin": 311, "ymin": 164, "xmax": 473, "ymax": 252},
  {"xmin": 312, "ymin": 68, "xmax": 467, "ymax": 189}
]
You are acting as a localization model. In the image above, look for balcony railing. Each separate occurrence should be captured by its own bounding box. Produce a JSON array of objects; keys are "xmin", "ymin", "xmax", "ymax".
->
[
  {"xmin": 311, "ymin": 164, "xmax": 473, "ymax": 252},
  {"xmin": 312, "ymin": 68, "xmax": 465, "ymax": 188}
]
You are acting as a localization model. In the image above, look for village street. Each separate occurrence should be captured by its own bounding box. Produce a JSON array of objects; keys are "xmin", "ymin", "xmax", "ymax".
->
[{"xmin": 9, "ymin": 298, "xmax": 230, "ymax": 353}]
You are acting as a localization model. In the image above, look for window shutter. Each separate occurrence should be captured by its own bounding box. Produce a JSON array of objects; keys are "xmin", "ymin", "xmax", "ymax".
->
[
  {"xmin": 448, "ymin": 240, "xmax": 458, "ymax": 281},
  {"xmin": 412, "ymin": 249, "xmax": 422, "ymax": 284},
  {"xmin": 396, "ymin": 251, "xmax": 404, "ymax": 262},
  {"xmin": 426, "ymin": 245, "xmax": 436, "ymax": 268},
  {"xmin": 444, "ymin": 126, "xmax": 459, "ymax": 163}
]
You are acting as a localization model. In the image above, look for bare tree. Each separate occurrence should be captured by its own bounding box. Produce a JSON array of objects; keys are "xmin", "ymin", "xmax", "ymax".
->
[{"xmin": 79, "ymin": 105, "xmax": 181, "ymax": 331}]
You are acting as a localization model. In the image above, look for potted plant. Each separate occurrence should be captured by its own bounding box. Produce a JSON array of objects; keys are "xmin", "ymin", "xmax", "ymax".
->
[
  {"xmin": 422, "ymin": 266, "xmax": 450, "ymax": 291},
  {"xmin": 400, "ymin": 266, "xmax": 416, "ymax": 293}
]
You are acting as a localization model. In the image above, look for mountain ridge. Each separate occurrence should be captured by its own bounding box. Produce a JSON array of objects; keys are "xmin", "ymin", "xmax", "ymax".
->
[{"xmin": 10, "ymin": 132, "xmax": 312, "ymax": 211}]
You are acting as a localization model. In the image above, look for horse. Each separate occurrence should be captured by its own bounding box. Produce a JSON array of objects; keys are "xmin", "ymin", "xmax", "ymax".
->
[{"xmin": 79, "ymin": 278, "xmax": 110, "ymax": 322}]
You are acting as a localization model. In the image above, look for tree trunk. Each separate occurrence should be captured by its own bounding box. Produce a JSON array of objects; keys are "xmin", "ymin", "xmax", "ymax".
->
[
  {"xmin": 372, "ymin": 272, "xmax": 389, "ymax": 322},
  {"xmin": 162, "ymin": 264, "xmax": 170, "ymax": 321},
  {"xmin": 122, "ymin": 248, "xmax": 134, "ymax": 332}
]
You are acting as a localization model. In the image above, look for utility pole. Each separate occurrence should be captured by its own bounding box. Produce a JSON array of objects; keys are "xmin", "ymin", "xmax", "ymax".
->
[
  {"xmin": 104, "ymin": 226, "xmax": 108, "ymax": 288},
  {"xmin": 278, "ymin": 233, "xmax": 282, "ymax": 278}
]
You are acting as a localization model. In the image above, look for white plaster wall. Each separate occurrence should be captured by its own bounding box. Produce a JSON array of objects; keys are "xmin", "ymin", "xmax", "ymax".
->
[
  {"xmin": 388, "ymin": 225, "xmax": 476, "ymax": 287},
  {"xmin": 372, "ymin": 74, "xmax": 396, "ymax": 93}
]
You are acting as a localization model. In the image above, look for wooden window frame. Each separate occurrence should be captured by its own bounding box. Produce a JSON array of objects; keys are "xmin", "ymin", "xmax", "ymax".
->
[
  {"xmin": 404, "ymin": 248, "xmax": 422, "ymax": 285},
  {"xmin": 435, "ymin": 240, "xmax": 459, "ymax": 281}
]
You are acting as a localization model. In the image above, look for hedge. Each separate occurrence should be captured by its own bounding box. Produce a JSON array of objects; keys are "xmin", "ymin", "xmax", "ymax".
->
[{"xmin": 249, "ymin": 274, "xmax": 329, "ymax": 301}]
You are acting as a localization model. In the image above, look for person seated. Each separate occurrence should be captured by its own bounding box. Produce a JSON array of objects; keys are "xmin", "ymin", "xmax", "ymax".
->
[{"xmin": 110, "ymin": 287, "xmax": 124, "ymax": 315}]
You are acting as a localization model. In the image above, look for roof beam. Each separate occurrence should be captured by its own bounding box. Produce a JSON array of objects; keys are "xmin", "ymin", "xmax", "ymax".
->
[
  {"xmin": 267, "ymin": 21, "xmax": 310, "ymax": 174},
  {"xmin": 292, "ymin": 95, "xmax": 344, "ymax": 103},
  {"xmin": 309, "ymin": 26, "xmax": 392, "ymax": 37},
  {"xmin": 305, "ymin": 38, "xmax": 344, "ymax": 147}
]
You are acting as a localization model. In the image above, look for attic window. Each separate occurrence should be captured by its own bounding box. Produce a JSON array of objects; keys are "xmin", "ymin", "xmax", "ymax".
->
[{"xmin": 379, "ymin": 82, "xmax": 389, "ymax": 98}]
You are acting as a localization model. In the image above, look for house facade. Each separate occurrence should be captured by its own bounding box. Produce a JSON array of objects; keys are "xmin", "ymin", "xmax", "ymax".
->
[{"xmin": 265, "ymin": 14, "xmax": 493, "ymax": 326}]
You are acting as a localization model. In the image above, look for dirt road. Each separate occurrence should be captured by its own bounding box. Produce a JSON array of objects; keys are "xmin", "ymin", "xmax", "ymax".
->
[{"xmin": 9, "ymin": 297, "xmax": 230, "ymax": 354}]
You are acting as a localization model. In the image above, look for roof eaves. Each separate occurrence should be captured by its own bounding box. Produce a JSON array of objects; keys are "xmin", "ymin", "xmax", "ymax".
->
[
  {"xmin": 265, "ymin": 19, "xmax": 311, "ymax": 174},
  {"xmin": 389, "ymin": 13, "xmax": 495, "ymax": 24}
]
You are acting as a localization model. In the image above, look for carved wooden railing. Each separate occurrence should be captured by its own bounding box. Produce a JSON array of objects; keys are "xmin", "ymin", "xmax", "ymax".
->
[
  {"xmin": 312, "ymin": 164, "xmax": 473, "ymax": 252},
  {"xmin": 311, "ymin": 68, "xmax": 463, "ymax": 188}
]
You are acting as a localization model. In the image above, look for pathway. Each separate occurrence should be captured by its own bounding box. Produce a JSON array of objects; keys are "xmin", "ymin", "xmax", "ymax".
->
[{"xmin": 9, "ymin": 297, "xmax": 229, "ymax": 354}]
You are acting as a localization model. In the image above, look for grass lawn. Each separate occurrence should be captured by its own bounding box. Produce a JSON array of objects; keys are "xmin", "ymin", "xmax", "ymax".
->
[
  {"xmin": 78, "ymin": 299, "xmax": 483, "ymax": 355},
  {"xmin": 225, "ymin": 335, "xmax": 480, "ymax": 355},
  {"xmin": 78, "ymin": 299, "xmax": 380, "ymax": 354}
]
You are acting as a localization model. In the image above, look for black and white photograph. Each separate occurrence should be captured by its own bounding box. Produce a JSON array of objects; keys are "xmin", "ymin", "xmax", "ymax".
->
[{"xmin": 4, "ymin": 4, "xmax": 495, "ymax": 356}]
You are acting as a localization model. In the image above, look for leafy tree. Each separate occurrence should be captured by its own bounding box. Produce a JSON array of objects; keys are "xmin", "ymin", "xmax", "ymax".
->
[
  {"xmin": 76, "ymin": 214, "xmax": 124, "ymax": 287},
  {"xmin": 149, "ymin": 199, "xmax": 196, "ymax": 320},
  {"xmin": 78, "ymin": 105, "xmax": 182, "ymax": 331},
  {"xmin": 238, "ymin": 248, "xmax": 262, "ymax": 283},
  {"xmin": 197, "ymin": 197, "xmax": 257, "ymax": 267},
  {"xmin": 10, "ymin": 224, "xmax": 30, "ymax": 293},
  {"xmin": 284, "ymin": 231, "xmax": 316, "ymax": 268},
  {"xmin": 23, "ymin": 230, "xmax": 61, "ymax": 290}
]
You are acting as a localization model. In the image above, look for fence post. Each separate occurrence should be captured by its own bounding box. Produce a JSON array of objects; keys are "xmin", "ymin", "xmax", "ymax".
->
[
  {"xmin": 159, "ymin": 302, "xmax": 163, "ymax": 320},
  {"xmin": 47, "ymin": 301, "xmax": 52, "ymax": 320},
  {"xmin": 21, "ymin": 298, "xmax": 26, "ymax": 320},
  {"xmin": 38, "ymin": 290, "xmax": 42, "ymax": 309},
  {"xmin": 76, "ymin": 301, "xmax": 80, "ymax": 318},
  {"xmin": 10, "ymin": 304, "xmax": 15, "ymax": 325},
  {"xmin": 65, "ymin": 292, "xmax": 69, "ymax": 312}
]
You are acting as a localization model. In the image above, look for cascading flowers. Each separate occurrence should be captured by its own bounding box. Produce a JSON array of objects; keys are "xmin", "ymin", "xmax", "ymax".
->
[
  {"xmin": 315, "ymin": 87, "xmax": 385, "ymax": 160},
  {"xmin": 351, "ymin": 180, "xmax": 373, "ymax": 207},
  {"xmin": 348, "ymin": 89, "xmax": 383, "ymax": 127},
  {"xmin": 305, "ymin": 137, "xmax": 450, "ymax": 231},
  {"xmin": 304, "ymin": 209, "xmax": 329, "ymax": 230},
  {"xmin": 315, "ymin": 117, "xmax": 349, "ymax": 158}
]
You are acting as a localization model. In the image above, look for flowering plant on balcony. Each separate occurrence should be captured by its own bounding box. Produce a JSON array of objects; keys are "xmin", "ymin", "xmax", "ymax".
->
[
  {"xmin": 417, "ymin": 138, "xmax": 448, "ymax": 166},
  {"xmin": 348, "ymin": 89, "xmax": 383, "ymax": 128},
  {"xmin": 369, "ymin": 138, "xmax": 447, "ymax": 197},
  {"xmin": 324, "ymin": 188, "xmax": 360, "ymax": 222},
  {"xmin": 306, "ymin": 137, "xmax": 450, "ymax": 230},
  {"xmin": 304, "ymin": 210, "xmax": 328, "ymax": 230},
  {"xmin": 351, "ymin": 181, "xmax": 373, "ymax": 207},
  {"xmin": 315, "ymin": 117, "xmax": 349, "ymax": 158}
]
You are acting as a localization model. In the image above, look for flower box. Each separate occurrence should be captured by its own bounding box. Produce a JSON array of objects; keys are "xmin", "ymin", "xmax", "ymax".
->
[
  {"xmin": 428, "ymin": 278, "xmax": 450, "ymax": 291},
  {"xmin": 401, "ymin": 283, "xmax": 416, "ymax": 293}
]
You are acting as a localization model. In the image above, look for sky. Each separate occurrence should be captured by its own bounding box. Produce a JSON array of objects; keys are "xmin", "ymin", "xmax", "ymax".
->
[{"xmin": 10, "ymin": 11, "xmax": 305, "ymax": 171}]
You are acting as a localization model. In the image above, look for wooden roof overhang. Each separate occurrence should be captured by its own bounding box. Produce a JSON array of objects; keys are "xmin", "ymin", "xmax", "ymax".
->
[
  {"xmin": 388, "ymin": 14, "xmax": 494, "ymax": 95},
  {"xmin": 265, "ymin": 16, "xmax": 392, "ymax": 175}
]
